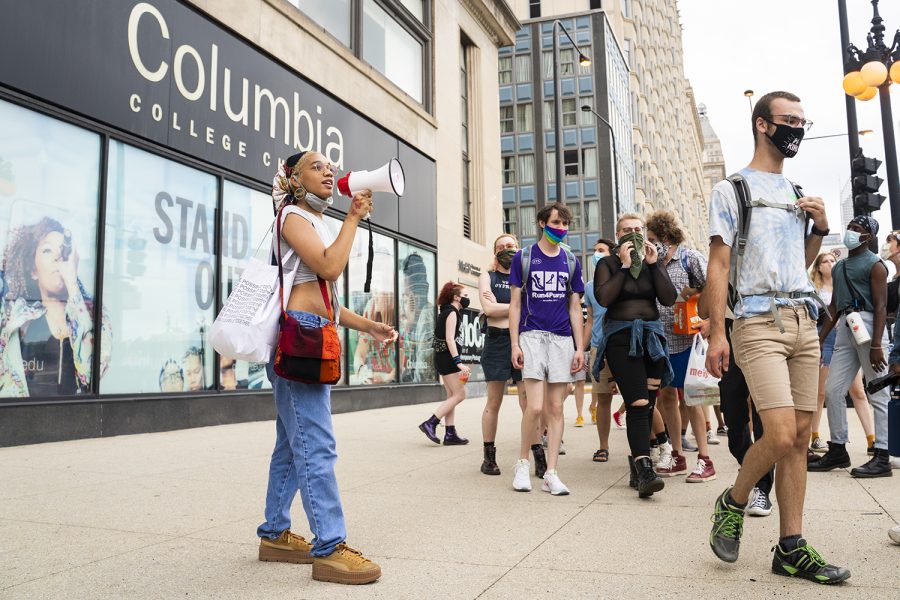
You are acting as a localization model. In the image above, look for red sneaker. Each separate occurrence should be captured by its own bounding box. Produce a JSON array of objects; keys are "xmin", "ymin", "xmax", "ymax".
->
[
  {"xmin": 613, "ymin": 411, "xmax": 625, "ymax": 429},
  {"xmin": 656, "ymin": 450, "xmax": 687, "ymax": 476},
  {"xmin": 686, "ymin": 456, "xmax": 717, "ymax": 482}
]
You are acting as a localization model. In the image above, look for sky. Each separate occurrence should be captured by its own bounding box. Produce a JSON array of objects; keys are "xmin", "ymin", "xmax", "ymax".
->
[{"xmin": 679, "ymin": 0, "xmax": 900, "ymax": 239}]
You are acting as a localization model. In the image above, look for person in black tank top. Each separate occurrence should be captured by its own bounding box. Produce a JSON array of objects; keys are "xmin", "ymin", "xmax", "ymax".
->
[
  {"xmin": 477, "ymin": 234, "xmax": 541, "ymax": 477},
  {"xmin": 418, "ymin": 282, "xmax": 471, "ymax": 446}
]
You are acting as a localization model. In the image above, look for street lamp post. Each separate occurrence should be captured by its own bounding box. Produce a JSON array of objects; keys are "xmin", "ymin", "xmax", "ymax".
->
[
  {"xmin": 743, "ymin": 89, "xmax": 754, "ymax": 115},
  {"xmin": 581, "ymin": 104, "xmax": 620, "ymax": 219},
  {"xmin": 551, "ymin": 20, "xmax": 590, "ymax": 203},
  {"xmin": 840, "ymin": 0, "xmax": 900, "ymax": 227}
]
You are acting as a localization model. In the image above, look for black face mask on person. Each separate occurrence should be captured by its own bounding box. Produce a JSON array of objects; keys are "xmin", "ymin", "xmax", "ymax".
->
[{"xmin": 765, "ymin": 120, "xmax": 804, "ymax": 158}]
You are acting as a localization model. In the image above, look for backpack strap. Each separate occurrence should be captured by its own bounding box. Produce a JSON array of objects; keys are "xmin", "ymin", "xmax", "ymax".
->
[
  {"xmin": 561, "ymin": 245, "xmax": 576, "ymax": 294},
  {"xmin": 520, "ymin": 244, "xmax": 535, "ymax": 328},
  {"xmin": 789, "ymin": 180, "xmax": 810, "ymax": 238},
  {"xmin": 726, "ymin": 173, "xmax": 753, "ymax": 311}
]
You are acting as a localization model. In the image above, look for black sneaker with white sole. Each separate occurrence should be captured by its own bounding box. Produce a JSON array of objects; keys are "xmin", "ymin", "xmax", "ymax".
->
[{"xmin": 746, "ymin": 487, "xmax": 772, "ymax": 517}]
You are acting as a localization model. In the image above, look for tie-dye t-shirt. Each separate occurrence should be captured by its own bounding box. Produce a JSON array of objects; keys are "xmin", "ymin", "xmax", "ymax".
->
[{"xmin": 708, "ymin": 167, "xmax": 817, "ymax": 320}]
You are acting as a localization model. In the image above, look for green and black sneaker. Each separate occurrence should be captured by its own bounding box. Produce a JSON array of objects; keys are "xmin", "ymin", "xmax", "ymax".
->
[
  {"xmin": 771, "ymin": 539, "xmax": 850, "ymax": 584},
  {"xmin": 709, "ymin": 487, "xmax": 745, "ymax": 563}
]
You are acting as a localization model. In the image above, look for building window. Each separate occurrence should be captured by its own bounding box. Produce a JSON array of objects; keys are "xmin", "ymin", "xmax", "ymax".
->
[
  {"xmin": 582, "ymin": 147, "xmax": 598, "ymax": 178},
  {"xmin": 520, "ymin": 205, "xmax": 536, "ymax": 232},
  {"xmin": 515, "ymin": 103, "xmax": 534, "ymax": 133},
  {"xmin": 102, "ymin": 141, "xmax": 217, "ymax": 394},
  {"xmin": 363, "ymin": 0, "xmax": 424, "ymax": 102},
  {"xmin": 503, "ymin": 207, "xmax": 518, "ymax": 236},
  {"xmin": 564, "ymin": 149, "xmax": 579, "ymax": 177},
  {"xmin": 541, "ymin": 51, "xmax": 553, "ymax": 79},
  {"xmin": 500, "ymin": 106, "xmax": 515, "ymax": 134},
  {"xmin": 461, "ymin": 40, "xmax": 472, "ymax": 239},
  {"xmin": 590, "ymin": 0, "xmax": 602, "ymax": 9},
  {"xmin": 529, "ymin": 0, "xmax": 541, "ymax": 18},
  {"xmin": 518, "ymin": 155, "xmax": 535, "ymax": 185},
  {"xmin": 292, "ymin": 0, "xmax": 352, "ymax": 46},
  {"xmin": 580, "ymin": 96, "xmax": 594, "ymax": 125},
  {"xmin": 399, "ymin": 0, "xmax": 424, "ymax": 21},
  {"xmin": 584, "ymin": 200, "xmax": 600, "ymax": 230},
  {"xmin": 622, "ymin": 0, "xmax": 633, "ymax": 19},
  {"xmin": 569, "ymin": 202, "xmax": 582, "ymax": 230},
  {"xmin": 546, "ymin": 151, "xmax": 556, "ymax": 181},
  {"xmin": 559, "ymin": 48, "xmax": 575, "ymax": 75},
  {"xmin": 562, "ymin": 98, "xmax": 577, "ymax": 126},
  {"xmin": 502, "ymin": 156, "xmax": 516, "ymax": 185},
  {"xmin": 0, "ymin": 99, "xmax": 103, "ymax": 399},
  {"xmin": 499, "ymin": 56, "xmax": 513, "ymax": 84},
  {"xmin": 348, "ymin": 231, "xmax": 396, "ymax": 384},
  {"xmin": 578, "ymin": 46, "xmax": 592, "ymax": 75},
  {"xmin": 543, "ymin": 100, "xmax": 554, "ymax": 130},
  {"xmin": 623, "ymin": 38, "xmax": 632, "ymax": 66},
  {"xmin": 515, "ymin": 54, "xmax": 532, "ymax": 83},
  {"xmin": 398, "ymin": 243, "xmax": 436, "ymax": 383}
]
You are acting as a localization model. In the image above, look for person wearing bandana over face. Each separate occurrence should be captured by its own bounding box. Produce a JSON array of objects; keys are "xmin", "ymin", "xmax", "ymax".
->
[
  {"xmin": 809, "ymin": 215, "xmax": 892, "ymax": 479},
  {"xmin": 509, "ymin": 203, "xmax": 585, "ymax": 495},
  {"xmin": 258, "ymin": 151, "xmax": 398, "ymax": 585},
  {"xmin": 704, "ymin": 92, "xmax": 850, "ymax": 584},
  {"xmin": 477, "ymin": 234, "xmax": 540, "ymax": 476},
  {"xmin": 593, "ymin": 213, "xmax": 677, "ymax": 498}
]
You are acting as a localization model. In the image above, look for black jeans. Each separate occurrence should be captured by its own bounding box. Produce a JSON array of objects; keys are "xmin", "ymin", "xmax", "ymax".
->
[
  {"xmin": 719, "ymin": 320, "xmax": 773, "ymax": 496},
  {"xmin": 605, "ymin": 329, "xmax": 666, "ymax": 458}
]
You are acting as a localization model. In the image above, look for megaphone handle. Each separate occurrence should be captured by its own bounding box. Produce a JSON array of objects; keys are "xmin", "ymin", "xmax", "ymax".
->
[{"xmin": 363, "ymin": 217, "xmax": 374, "ymax": 294}]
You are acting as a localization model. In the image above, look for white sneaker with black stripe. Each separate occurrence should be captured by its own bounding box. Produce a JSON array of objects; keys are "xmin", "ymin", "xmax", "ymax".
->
[{"xmin": 747, "ymin": 487, "xmax": 772, "ymax": 517}]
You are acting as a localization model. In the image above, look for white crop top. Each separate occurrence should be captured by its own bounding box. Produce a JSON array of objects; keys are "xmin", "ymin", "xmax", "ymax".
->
[{"xmin": 275, "ymin": 205, "xmax": 341, "ymax": 323}]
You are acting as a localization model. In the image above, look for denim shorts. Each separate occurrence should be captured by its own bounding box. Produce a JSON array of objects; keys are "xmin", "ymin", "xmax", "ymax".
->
[{"xmin": 820, "ymin": 325, "xmax": 837, "ymax": 367}]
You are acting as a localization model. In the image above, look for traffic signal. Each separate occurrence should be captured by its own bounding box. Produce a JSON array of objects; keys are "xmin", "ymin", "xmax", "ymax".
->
[{"xmin": 852, "ymin": 150, "xmax": 885, "ymax": 212}]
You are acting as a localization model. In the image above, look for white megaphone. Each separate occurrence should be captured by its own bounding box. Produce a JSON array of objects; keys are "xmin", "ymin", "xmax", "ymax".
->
[{"xmin": 336, "ymin": 158, "xmax": 405, "ymax": 197}]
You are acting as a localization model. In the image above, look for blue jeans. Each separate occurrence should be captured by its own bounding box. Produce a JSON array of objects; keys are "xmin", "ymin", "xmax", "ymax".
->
[{"xmin": 257, "ymin": 310, "xmax": 346, "ymax": 556}]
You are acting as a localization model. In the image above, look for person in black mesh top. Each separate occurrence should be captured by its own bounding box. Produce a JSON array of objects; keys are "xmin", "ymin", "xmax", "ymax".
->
[{"xmin": 593, "ymin": 213, "xmax": 677, "ymax": 498}]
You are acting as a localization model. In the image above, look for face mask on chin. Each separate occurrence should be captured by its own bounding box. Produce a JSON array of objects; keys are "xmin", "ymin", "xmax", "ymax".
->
[
  {"xmin": 766, "ymin": 121, "xmax": 805, "ymax": 158},
  {"xmin": 303, "ymin": 191, "xmax": 334, "ymax": 213}
]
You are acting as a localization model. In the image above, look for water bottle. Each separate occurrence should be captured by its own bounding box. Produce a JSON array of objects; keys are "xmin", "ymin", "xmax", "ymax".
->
[
  {"xmin": 890, "ymin": 385, "xmax": 900, "ymax": 457},
  {"xmin": 845, "ymin": 311, "xmax": 871, "ymax": 346}
]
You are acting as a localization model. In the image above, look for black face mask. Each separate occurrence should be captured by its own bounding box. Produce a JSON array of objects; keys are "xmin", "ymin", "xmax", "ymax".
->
[
  {"xmin": 459, "ymin": 297, "xmax": 470, "ymax": 309},
  {"xmin": 765, "ymin": 120, "xmax": 804, "ymax": 158}
]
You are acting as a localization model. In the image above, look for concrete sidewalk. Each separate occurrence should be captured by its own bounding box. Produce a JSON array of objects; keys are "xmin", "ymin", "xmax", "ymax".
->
[{"xmin": 0, "ymin": 395, "xmax": 898, "ymax": 599}]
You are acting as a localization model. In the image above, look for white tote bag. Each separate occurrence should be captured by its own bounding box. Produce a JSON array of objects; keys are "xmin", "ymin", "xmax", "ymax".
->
[
  {"xmin": 209, "ymin": 220, "xmax": 296, "ymax": 363},
  {"xmin": 683, "ymin": 333, "xmax": 721, "ymax": 406}
]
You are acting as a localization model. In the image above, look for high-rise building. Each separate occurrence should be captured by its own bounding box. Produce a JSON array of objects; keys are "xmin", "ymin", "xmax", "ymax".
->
[
  {"xmin": 505, "ymin": 0, "xmax": 708, "ymax": 250},
  {"xmin": 497, "ymin": 10, "xmax": 633, "ymax": 279},
  {"xmin": 698, "ymin": 103, "xmax": 726, "ymax": 206}
]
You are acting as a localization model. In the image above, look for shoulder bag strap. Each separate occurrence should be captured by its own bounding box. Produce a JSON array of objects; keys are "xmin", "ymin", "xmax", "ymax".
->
[{"xmin": 839, "ymin": 261, "xmax": 865, "ymax": 311}]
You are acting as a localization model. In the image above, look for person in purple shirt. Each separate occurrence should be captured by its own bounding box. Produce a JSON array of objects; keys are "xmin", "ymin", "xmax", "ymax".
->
[{"xmin": 509, "ymin": 203, "xmax": 585, "ymax": 496}]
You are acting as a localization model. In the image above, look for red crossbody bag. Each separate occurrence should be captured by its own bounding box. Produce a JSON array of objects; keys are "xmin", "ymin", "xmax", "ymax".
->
[{"xmin": 272, "ymin": 206, "xmax": 342, "ymax": 384}]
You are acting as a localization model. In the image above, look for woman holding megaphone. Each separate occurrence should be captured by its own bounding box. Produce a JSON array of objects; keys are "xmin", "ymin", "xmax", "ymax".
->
[{"xmin": 257, "ymin": 151, "xmax": 397, "ymax": 586}]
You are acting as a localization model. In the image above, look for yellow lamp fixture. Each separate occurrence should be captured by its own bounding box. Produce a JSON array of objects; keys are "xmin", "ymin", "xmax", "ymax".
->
[
  {"xmin": 856, "ymin": 86, "xmax": 878, "ymax": 101},
  {"xmin": 891, "ymin": 60, "xmax": 900, "ymax": 85},
  {"xmin": 579, "ymin": 55, "xmax": 591, "ymax": 66},
  {"xmin": 843, "ymin": 71, "xmax": 867, "ymax": 96},
  {"xmin": 861, "ymin": 60, "xmax": 889, "ymax": 86}
]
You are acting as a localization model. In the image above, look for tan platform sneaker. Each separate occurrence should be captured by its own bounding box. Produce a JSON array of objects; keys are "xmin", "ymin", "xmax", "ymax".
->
[
  {"xmin": 258, "ymin": 530, "xmax": 313, "ymax": 564},
  {"xmin": 311, "ymin": 543, "xmax": 381, "ymax": 585}
]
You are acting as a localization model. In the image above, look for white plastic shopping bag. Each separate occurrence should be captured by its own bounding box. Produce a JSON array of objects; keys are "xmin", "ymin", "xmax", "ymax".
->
[
  {"xmin": 209, "ymin": 222, "xmax": 295, "ymax": 363},
  {"xmin": 683, "ymin": 333, "xmax": 721, "ymax": 406}
]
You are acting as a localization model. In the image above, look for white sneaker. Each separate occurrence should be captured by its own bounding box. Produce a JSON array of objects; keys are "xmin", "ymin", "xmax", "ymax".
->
[
  {"xmin": 707, "ymin": 429, "xmax": 720, "ymax": 445},
  {"xmin": 889, "ymin": 525, "xmax": 900, "ymax": 545},
  {"xmin": 558, "ymin": 440, "xmax": 566, "ymax": 455},
  {"xmin": 890, "ymin": 455, "xmax": 900, "ymax": 469},
  {"xmin": 649, "ymin": 445, "xmax": 661, "ymax": 467},
  {"xmin": 541, "ymin": 469, "xmax": 570, "ymax": 496},
  {"xmin": 513, "ymin": 459, "xmax": 532, "ymax": 492},
  {"xmin": 656, "ymin": 441, "xmax": 673, "ymax": 470}
]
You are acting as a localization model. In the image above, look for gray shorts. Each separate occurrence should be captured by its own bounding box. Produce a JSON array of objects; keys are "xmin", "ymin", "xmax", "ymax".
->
[{"xmin": 520, "ymin": 330, "xmax": 575, "ymax": 383}]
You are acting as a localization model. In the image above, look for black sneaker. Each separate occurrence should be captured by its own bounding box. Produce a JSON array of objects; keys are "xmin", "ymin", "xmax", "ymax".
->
[
  {"xmin": 746, "ymin": 488, "xmax": 772, "ymax": 517},
  {"xmin": 771, "ymin": 539, "xmax": 850, "ymax": 584},
  {"xmin": 709, "ymin": 487, "xmax": 745, "ymax": 563}
]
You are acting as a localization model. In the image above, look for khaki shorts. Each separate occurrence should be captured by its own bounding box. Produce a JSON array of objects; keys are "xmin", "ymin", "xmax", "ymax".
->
[
  {"xmin": 589, "ymin": 347, "xmax": 615, "ymax": 394},
  {"xmin": 731, "ymin": 306, "xmax": 819, "ymax": 412},
  {"xmin": 520, "ymin": 330, "xmax": 575, "ymax": 383}
]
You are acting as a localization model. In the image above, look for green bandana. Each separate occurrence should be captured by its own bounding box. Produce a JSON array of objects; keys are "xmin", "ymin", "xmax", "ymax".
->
[{"xmin": 617, "ymin": 232, "xmax": 645, "ymax": 279}]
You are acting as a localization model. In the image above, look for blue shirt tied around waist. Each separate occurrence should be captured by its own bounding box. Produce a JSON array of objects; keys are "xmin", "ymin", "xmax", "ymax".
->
[{"xmin": 592, "ymin": 318, "xmax": 674, "ymax": 387}]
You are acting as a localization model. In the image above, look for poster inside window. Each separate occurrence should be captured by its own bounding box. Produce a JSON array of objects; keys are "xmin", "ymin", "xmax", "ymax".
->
[
  {"xmin": 0, "ymin": 99, "xmax": 106, "ymax": 399},
  {"xmin": 101, "ymin": 141, "xmax": 216, "ymax": 394},
  {"xmin": 347, "ymin": 230, "xmax": 395, "ymax": 385},
  {"xmin": 398, "ymin": 243, "xmax": 435, "ymax": 383}
]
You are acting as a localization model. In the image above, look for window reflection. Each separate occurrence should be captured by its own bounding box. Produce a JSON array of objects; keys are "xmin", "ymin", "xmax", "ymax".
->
[
  {"xmin": 398, "ymin": 244, "xmax": 435, "ymax": 383},
  {"xmin": 348, "ymin": 230, "xmax": 395, "ymax": 384}
]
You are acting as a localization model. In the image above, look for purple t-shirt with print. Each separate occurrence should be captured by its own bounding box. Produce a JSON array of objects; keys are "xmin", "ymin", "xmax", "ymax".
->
[{"xmin": 509, "ymin": 244, "xmax": 584, "ymax": 336}]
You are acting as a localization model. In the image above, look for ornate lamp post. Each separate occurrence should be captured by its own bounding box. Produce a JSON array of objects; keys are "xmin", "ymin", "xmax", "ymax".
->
[{"xmin": 840, "ymin": 0, "xmax": 900, "ymax": 226}]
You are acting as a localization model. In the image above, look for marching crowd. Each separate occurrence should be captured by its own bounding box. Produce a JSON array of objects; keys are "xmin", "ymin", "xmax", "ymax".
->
[
  {"xmin": 416, "ymin": 91, "xmax": 900, "ymax": 586},
  {"xmin": 249, "ymin": 90, "xmax": 898, "ymax": 587}
]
